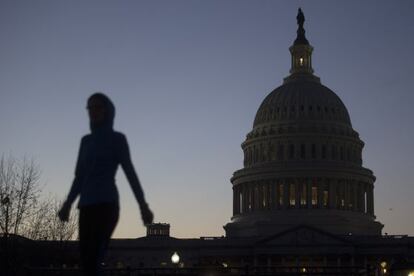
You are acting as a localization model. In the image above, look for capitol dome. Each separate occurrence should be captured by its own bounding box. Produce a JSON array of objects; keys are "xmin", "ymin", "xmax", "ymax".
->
[
  {"xmin": 253, "ymin": 80, "xmax": 351, "ymax": 127},
  {"xmin": 224, "ymin": 9, "xmax": 383, "ymax": 238}
]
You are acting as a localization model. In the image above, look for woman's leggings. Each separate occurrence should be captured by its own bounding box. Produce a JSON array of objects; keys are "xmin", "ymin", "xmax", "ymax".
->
[{"xmin": 79, "ymin": 202, "xmax": 119, "ymax": 276}]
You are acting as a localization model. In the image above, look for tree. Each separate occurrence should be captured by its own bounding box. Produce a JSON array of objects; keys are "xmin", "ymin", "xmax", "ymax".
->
[
  {"xmin": 0, "ymin": 154, "xmax": 77, "ymax": 241},
  {"xmin": 0, "ymin": 155, "xmax": 41, "ymax": 236},
  {"xmin": 24, "ymin": 197, "xmax": 78, "ymax": 241},
  {"xmin": 47, "ymin": 198, "xmax": 78, "ymax": 241}
]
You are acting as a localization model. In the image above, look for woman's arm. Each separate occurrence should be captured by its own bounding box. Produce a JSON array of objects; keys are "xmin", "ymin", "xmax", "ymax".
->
[
  {"xmin": 66, "ymin": 137, "xmax": 85, "ymax": 205},
  {"xmin": 119, "ymin": 134, "xmax": 153, "ymax": 225},
  {"xmin": 59, "ymin": 138, "xmax": 85, "ymax": 221}
]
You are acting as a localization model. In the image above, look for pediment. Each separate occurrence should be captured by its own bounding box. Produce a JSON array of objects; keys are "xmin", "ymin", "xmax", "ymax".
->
[{"xmin": 257, "ymin": 225, "xmax": 351, "ymax": 247}]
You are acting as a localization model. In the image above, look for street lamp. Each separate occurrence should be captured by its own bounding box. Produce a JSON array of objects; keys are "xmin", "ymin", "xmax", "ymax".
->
[{"xmin": 171, "ymin": 252, "xmax": 180, "ymax": 264}]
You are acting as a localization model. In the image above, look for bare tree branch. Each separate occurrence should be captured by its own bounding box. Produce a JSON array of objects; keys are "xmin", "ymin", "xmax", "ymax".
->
[{"xmin": 1, "ymin": 154, "xmax": 78, "ymax": 241}]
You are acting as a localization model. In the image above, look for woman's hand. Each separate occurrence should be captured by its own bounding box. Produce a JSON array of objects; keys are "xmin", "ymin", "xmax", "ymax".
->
[
  {"xmin": 140, "ymin": 203, "xmax": 154, "ymax": 225},
  {"xmin": 58, "ymin": 201, "xmax": 71, "ymax": 222}
]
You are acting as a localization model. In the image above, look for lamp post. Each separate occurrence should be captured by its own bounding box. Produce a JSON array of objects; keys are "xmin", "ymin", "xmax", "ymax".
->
[{"xmin": 170, "ymin": 252, "xmax": 180, "ymax": 275}]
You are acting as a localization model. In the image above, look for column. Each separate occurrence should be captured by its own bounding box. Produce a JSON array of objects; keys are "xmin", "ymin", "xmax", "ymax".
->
[
  {"xmin": 271, "ymin": 180, "xmax": 277, "ymax": 210},
  {"xmin": 284, "ymin": 179, "xmax": 289, "ymax": 209},
  {"xmin": 357, "ymin": 182, "xmax": 364, "ymax": 212},
  {"xmin": 237, "ymin": 185, "xmax": 241, "ymax": 214},
  {"xmin": 238, "ymin": 185, "xmax": 242, "ymax": 214},
  {"xmin": 252, "ymin": 183, "xmax": 256, "ymax": 211},
  {"xmin": 242, "ymin": 184, "xmax": 247, "ymax": 213},
  {"xmin": 344, "ymin": 179, "xmax": 349, "ymax": 210},
  {"xmin": 307, "ymin": 178, "xmax": 312, "ymax": 209},
  {"xmin": 267, "ymin": 181, "xmax": 272, "ymax": 210},
  {"xmin": 352, "ymin": 180, "xmax": 358, "ymax": 211},
  {"xmin": 329, "ymin": 179, "xmax": 336, "ymax": 209},
  {"xmin": 338, "ymin": 180, "xmax": 344, "ymax": 209},
  {"xmin": 368, "ymin": 184, "xmax": 374, "ymax": 215},
  {"xmin": 295, "ymin": 179, "xmax": 300, "ymax": 209},
  {"xmin": 318, "ymin": 178, "xmax": 323, "ymax": 208},
  {"xmin": 258, "ymin": 181, "xmax": 263, "ymax": 210},
  {"xmin": 363, "ymin": 183, "xmax": 367, "ymax": 213},
  {"xmin": 247, "ymin": 184, "xmax": 251, "ymax": 213},
  {"xmin": 275, "ymin": 180, "xmax": 280, "ymax": 209},
  {"xmin": 233, "ymin": 186, "xmax": 238, "ymax": 215}
]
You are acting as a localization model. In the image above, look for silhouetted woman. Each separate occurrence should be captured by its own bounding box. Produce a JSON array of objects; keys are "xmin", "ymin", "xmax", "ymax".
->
[{"xmin": 58, "ymin": 93, "xmax": 153, "ymax": 276}]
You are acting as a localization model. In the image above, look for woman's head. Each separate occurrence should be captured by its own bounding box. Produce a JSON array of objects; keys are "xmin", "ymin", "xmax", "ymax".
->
[{"xmin": 87, "ymin": 93, "xmax": 115, "ymax": 131}]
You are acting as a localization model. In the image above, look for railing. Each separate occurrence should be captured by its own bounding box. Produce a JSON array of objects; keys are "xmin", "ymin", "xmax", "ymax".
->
[{"xmin": 24, "ymin": 266, "xmax": 373, "ymax": 276}]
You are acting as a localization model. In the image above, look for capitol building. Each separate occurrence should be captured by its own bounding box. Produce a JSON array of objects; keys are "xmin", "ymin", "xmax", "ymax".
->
[
  {"xmin": 6, "ymin": 9, "xmax": 414, "ymax": 276},
  {"xmin": 224, "ymin": 8, "xmax": 382, "ymax": 238}
]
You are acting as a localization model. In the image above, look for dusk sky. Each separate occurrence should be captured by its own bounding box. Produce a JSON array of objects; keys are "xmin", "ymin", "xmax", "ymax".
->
[{"xmin": 1, "ymin": 1, "xmax": 413, "ymax": 239}]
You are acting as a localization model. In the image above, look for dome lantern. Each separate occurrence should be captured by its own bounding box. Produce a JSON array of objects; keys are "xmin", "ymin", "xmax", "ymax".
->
[{"xmin": 288, "ymin": 8, "xmax": 315, "ymax": 77}]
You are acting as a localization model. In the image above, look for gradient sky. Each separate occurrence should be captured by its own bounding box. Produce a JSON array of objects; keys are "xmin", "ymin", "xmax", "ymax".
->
[{"xmin": 1, "ymin": 0, "xmax": 413, "ymax": 239}]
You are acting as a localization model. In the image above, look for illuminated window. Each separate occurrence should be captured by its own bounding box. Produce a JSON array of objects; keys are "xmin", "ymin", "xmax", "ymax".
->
[
  {"xmin": 248, "ymin": 191, "xmax": 252, "ymax": 211},
  {"xmin": 323, "ymin": 190, "xmax": 329, "ymax": 207},
  {"xmin": 289, "ymin": 183, "xmax": 296, "ymax": 206},
  {"xmin": 300, "ymin": 183, "xmax": 307, "ymax": 206},
  {"xmin": 312, "ymin": 185, "xmax": 318, "ymax": 206},
  {"xmin": 262, "ymin": 185, "xmax": 267, "ymax": 208}
]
